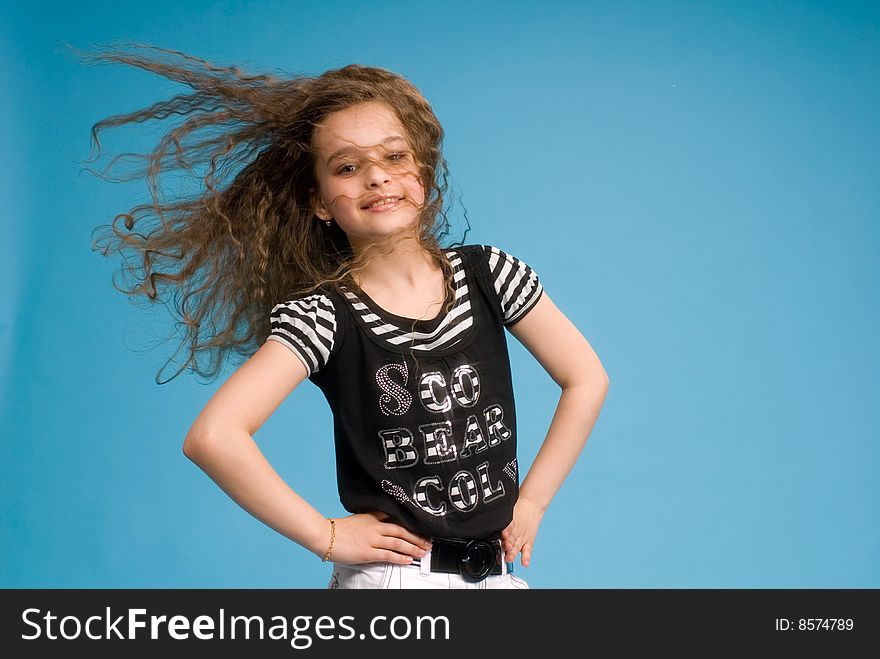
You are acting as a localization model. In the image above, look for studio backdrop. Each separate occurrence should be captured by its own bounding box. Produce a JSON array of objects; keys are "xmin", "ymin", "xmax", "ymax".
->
[{"xmin": 2, "ymin": 0, "xmax": 878, "ymax": 588}]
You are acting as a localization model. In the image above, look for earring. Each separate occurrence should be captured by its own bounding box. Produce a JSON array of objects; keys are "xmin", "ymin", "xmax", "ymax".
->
[{"xmin": 325, "ymin": 218, "xmax": 332, "ymax": 227}]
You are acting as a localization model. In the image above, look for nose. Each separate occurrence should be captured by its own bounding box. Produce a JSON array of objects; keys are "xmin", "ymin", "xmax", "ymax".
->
[{"xmin": 363, "ymin": 159, "xmax": 392, "ymax": 187}]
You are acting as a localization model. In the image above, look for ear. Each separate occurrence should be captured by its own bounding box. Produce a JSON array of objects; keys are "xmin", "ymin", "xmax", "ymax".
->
[{"xmin": 310, "ymin": 189, "xmax": 330, "ymax": 221}]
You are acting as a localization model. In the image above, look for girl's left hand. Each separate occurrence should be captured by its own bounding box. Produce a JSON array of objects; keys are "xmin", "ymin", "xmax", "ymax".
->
[{"xmin": 501, "ymin": 496, "xmax": 544, "ymax": 567}]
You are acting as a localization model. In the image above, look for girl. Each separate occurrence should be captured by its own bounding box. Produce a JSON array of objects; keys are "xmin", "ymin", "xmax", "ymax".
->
[{"xmin": 82, "ymin": 44, "xmax": 609, "ymax": 589}]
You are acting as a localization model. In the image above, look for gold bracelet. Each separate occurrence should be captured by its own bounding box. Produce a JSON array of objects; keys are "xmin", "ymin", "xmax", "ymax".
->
[{"xmin": 321, "ymin": 518, "xmax": 336, "ymax": 562}]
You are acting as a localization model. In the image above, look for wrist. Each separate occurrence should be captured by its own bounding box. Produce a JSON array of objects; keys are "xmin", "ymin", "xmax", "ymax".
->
[
  {"xmin": 303, "ymin": 515, "xmax": 334, "ymax": 558},
  {"xmin": 320, "ymin": 518, "xmax": 336, "ymax": 563},
  {"xmin": 517, "ymin": 493, "xmax": 548, "ymax": 514}
]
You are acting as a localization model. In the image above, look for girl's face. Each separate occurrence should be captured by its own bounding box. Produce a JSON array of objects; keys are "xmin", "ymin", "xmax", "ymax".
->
[{"xmin": 311, "ymin": 101, "xmax": 426, "ymax": 247}]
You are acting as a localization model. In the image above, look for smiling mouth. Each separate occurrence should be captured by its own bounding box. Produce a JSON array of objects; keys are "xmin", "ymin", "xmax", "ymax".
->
[{"xmin": 362, "ymin": 196, "xmax": 403, "ymax": 210}]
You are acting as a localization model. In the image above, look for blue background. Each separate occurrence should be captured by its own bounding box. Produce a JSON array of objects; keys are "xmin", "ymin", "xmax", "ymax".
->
[{"xmin": 2, "ymin": 0, "xmax": 878, "ymax": 588}]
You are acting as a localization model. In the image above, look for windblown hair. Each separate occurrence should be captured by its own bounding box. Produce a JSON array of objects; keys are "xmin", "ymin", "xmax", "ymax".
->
[{"xmin": 73, "ymin": 42, "xmax": 469, "ymax": 384}]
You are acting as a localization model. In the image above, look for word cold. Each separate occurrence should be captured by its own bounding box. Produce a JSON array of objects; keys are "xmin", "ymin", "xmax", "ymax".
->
[{"xmin": 412, "ymin": 461, "xmax": 506, "ymax": 516}]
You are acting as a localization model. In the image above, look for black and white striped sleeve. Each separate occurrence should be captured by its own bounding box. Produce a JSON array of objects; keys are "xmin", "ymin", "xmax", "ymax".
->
[
  {"xmin": 482, "ymin": 245, "xmax": 544, "ymax": 326},
  {"xmin": 265, "ymin": 294, "xmax": 338, "ymax": 376}
]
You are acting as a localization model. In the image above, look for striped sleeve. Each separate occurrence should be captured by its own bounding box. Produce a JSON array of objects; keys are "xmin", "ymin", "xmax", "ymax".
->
[
  {"xmin": 482, "ymin": 245, "xmax": 544, "ymax": 326},
  {"xmin": 265, "ymin": 294, "xmax": 338, "ymax": 376}
]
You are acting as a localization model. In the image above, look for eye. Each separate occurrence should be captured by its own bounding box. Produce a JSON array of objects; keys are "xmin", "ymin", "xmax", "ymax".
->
[{"xmin": 336, "ymin": 163, "xmax": 356, "ymax": 175}]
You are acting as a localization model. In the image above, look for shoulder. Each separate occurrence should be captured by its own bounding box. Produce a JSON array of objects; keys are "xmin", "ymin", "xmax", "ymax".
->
[
  {"xmin": 452, "ymin": 243, "xmax": 538, "ymax": 271},
  {"xmin": 467, "ymin": 244, "xmax": 545, "ymax": 327},
  {"xmin": 269, "ymin": 292, "xmax": 337, "ymax": 318},
  {"xmin": 265, "ymin": 292, "xmax": 340, "ymax": 376}
]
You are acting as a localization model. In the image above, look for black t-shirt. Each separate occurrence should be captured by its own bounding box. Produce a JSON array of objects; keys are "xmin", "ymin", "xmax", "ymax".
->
[{"xmin": 265, "ymin": 244, "xmax": 543, "ymax": 540}]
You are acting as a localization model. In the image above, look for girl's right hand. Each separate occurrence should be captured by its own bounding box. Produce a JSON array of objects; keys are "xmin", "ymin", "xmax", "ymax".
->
[{"xmin": 321, "ymin": 511, "xmax": 432, "ymax": 566}]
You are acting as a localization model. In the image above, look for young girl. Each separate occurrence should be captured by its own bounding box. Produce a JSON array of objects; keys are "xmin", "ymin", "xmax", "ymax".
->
[{"xmin": 82, "ymin": 44, "xmax": 609, "ymax": 589}]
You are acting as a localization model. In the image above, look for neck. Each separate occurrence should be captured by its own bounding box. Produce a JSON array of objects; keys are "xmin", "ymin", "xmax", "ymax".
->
[{"xmin": 350, "ymin": 234, "xmax": 441, "ymax": 292}]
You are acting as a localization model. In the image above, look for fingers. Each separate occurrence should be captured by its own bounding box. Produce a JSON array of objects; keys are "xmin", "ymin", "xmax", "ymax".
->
[
  {"xmin": 502, "ymin": 527, "xmax": 535, "ymax": 565},
  {"xmin": 378, "ymin": 522, "xmax": 433, "ymax": 551},
  {"xmin": 502, "ymin": 527, "xmax": 518, "ymax": 563},
  {"xmin": 334, "ymin": 513, "xmax": 432, "ymax": 566},
  {"xmin": 377, "ymin": 535, "xmax": 431, "ymax": 560},
  {"xmin": 364, "ymin": 515, "xmax": 431, "ymax": 559},
  {"xmin": 502, "ymin": 536, "xmax": 515, "ymax": 563},
  {"xmin": 364, "ymin": 512, "xmax": 431, "ymax": 549},
  {"xmin": 375, "ymin": 549, "xmax": 417, "ymax": 565}
]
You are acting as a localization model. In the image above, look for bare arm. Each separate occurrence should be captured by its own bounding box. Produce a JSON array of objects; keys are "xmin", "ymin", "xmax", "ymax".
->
[
  {"xmin": 182, "ymin": 340, "xmax": 432, "ymax": 565},
  {"xmin": 182, "ymin": 341, "xmax": 330, "ymax": 555},
  {"xmin": 501, "ymin": 292, "xmax": 610, "ymax": 564},
  {"xmin": 510, "ymin": 291, "xmax": 609, "ymax": 511}
]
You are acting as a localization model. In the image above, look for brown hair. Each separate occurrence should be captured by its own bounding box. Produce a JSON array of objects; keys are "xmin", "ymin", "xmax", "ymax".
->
[{"xmin": 72, "ymin": 42, "xmax": 469, "ymax": 384}]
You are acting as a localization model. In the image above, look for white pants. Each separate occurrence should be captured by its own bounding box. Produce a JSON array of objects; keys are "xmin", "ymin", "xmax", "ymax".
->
[{"xmin": 328, "ymin": 552, "xmax": 530, "ymax": 590}]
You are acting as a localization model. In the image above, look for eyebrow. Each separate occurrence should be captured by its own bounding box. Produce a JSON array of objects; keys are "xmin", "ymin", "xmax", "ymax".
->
[{"xmin": 326, "ymin": 135, "xmax": 409, "ymax": 165}]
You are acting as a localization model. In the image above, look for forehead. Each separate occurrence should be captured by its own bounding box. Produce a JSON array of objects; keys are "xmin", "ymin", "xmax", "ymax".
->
[{"xmin": 314, "ymin": 101, "xmax": 408, "ymax": 153}]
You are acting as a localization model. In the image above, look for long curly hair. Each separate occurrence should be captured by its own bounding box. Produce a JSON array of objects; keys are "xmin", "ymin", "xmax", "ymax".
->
[{"xmin": 72, "ymin": 42, "xmax": 469, "ymax": 384}]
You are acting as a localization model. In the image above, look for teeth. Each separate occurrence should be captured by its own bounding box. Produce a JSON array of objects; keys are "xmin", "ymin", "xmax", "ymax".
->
[{"xmin": 367, "ymin": 197, "xmax": 399, "ymax": 209}]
